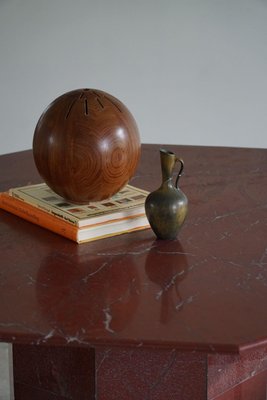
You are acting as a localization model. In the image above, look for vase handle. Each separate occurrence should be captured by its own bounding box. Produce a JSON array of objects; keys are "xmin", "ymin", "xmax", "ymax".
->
[{"xmin": 175, "ymin": 158, "xmax": 184, "ymax": 188}]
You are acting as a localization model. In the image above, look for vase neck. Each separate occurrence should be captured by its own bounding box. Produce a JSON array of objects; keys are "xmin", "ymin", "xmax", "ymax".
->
[{"xmin": 160, "ymin": 149, "xmax": 177, "ymax": 184}]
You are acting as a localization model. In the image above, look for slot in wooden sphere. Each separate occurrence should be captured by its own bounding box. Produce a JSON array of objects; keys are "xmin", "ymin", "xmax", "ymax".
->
[{"xmin": 33, "ymin": 89, "xmax": 141, "ymax": 203}]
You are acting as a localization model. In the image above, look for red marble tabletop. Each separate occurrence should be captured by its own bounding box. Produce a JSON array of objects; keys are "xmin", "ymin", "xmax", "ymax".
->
[{"xmin": 0, "ymin": 144, "xmax": 267, "ymax": 354}]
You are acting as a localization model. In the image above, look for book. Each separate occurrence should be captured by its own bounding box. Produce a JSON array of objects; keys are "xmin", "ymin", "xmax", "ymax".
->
[
  {"xmin": 9, "ymin": 183, "xmax": 148, "ymax": 227},
  {"xmin": 0, "ymin": 191, "xmax": 150, "ymax": 244}
]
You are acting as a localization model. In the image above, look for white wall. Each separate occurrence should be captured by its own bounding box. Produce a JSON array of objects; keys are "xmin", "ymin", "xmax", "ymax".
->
[{"xmin": 1, "ymin": 0, "xmax": 267, "ymax": 155}]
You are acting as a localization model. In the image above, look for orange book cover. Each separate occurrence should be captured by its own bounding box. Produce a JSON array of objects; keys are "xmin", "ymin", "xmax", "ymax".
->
[
  {"xmin": 0, "ymin": 192, "xmax": 150, "ymax": 243},
  {"xmin": 0, "ymin": 192, "xmax": 78, "ymax": 242}
]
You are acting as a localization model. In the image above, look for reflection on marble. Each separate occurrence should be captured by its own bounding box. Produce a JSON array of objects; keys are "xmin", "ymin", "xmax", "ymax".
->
[
  {"xmin": 36, "ymin": 249, "xmax": 140, "ymax": 341},
  {"xmin": 1, "ymin": 145, "xmax": 267, "ymax": 353},
  {"xmin": 1, "ymin": 144, "xmax": 267, "ymax": 398},
  {"xmin": 145, "ymin": 240, "xmax": 188, "ymax": 324}
]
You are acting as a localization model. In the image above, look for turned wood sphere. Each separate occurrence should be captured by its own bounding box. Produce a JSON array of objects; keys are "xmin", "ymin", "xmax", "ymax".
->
[{"xmin": 32, "ymin": 89, "xmax": 141, "ymax": 203}]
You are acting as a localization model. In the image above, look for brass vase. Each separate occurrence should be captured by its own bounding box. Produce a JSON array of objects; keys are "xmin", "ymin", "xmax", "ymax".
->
[{"xmin": 145, "ymin": 149, "xmax": 188, "ymax": 240}]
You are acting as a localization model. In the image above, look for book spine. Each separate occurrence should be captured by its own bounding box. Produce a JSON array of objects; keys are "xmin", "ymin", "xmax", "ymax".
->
[
  {"xmin": 10, "ymin": 191, "xmax": 78, "ymax": 226},
  {"xmin": 0, "ymin": 193, "xmax": 78, "ymax": 243}
]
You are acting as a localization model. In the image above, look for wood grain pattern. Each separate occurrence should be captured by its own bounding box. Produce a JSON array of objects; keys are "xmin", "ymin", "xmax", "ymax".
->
[{"xmin": 33, "ymin": 89, "xmax": 141, "ymax": 203}]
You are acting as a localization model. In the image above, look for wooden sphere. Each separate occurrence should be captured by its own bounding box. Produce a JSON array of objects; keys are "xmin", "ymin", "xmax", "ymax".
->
[{"xmin": 32, "ymin": 89, "xmax": 141, "ymax": 203}]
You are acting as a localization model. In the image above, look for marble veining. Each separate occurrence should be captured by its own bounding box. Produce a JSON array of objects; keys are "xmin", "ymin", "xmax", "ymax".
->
[
  {"xmin": 1, "ymin": 144, "xmax": 267, "ymax": 354},
  {"xmin": 103, "ymin": 307, "xmax": 115, "ymax": 334}
]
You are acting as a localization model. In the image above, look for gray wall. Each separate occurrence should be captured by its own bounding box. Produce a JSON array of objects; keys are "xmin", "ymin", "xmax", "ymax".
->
[{"xmin": 1, "ymin": 0, "xmax": 267, "ymax": 155}]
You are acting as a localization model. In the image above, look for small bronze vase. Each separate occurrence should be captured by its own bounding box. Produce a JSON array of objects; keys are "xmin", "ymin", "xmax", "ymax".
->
[{"xmin": 145, "ymin": 149, "xmax": 188, "ymax": 240}]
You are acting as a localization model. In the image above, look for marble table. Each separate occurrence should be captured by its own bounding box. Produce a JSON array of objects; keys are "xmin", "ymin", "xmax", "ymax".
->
[{"xmin": 0, "ymin": 144, "xmax": 267, "ymax": 399}]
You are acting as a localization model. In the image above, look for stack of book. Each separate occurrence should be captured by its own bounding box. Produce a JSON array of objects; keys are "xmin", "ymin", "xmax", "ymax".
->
[{"xmin": 0, "ymin": 183, "xmax": 150, "ymax": 243}]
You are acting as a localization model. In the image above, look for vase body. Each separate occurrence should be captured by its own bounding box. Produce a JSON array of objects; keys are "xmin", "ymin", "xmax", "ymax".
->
[{"xmin": 145, "ymin": 149, "xmax": 188, "ymax": 240}]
